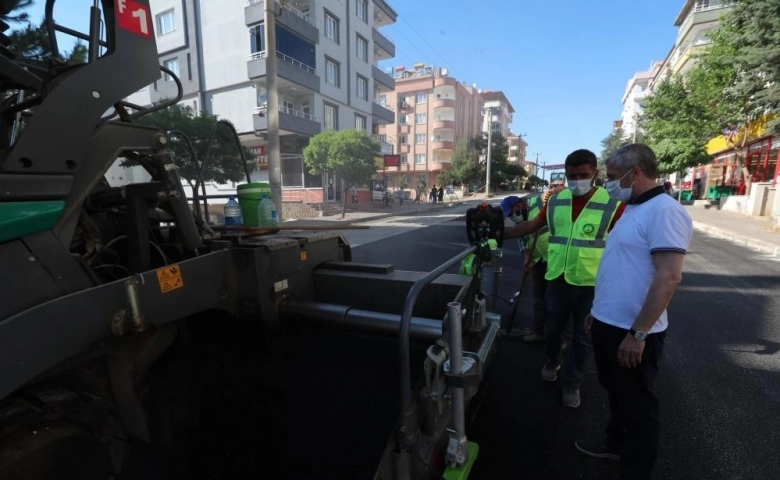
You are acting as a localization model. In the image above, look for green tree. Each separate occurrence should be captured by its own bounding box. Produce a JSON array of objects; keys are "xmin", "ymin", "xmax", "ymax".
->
[
  {"xmin": 7, "ymin": 20, "xmax": 88, "ymax": 62},
  {"xmin": 642, "ymin": 75, "xmax": 714, "ymax": 176},
  {"xmin": 304, "ymin": 129, "xmax": 380, "ymax": 218},
  {"xmin": 438, "ymin": 141, "xmax": 479, "ymax": 187},
  {"xmin": 133, "ymin": 104, "xmax": 254, "ymax": 190},
  {"xmin": 0, "ymin": 0, "xmax": 32, "ymax": 24},
  {"xmin": 473, "ymin": 130, "xmax": 514, "ymax": 190},
  {"xmin": 724, "ymin": 0, "xmax": 780, "ymax": 133}
]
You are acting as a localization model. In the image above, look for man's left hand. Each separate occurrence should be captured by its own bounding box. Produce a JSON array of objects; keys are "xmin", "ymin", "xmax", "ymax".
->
[{"xmin": 617, "ymin": 334, "xmax": 645, "ymax": 368}]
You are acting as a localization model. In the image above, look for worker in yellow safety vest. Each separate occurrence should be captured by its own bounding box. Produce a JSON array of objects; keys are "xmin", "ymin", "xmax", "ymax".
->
[
  {"xmin": 518, "ymin": 180, "xmax": 565, "ymax": 344},
  {"xmin": 506, "ymin": 149, "xmax": 625, "ymax": 409}
]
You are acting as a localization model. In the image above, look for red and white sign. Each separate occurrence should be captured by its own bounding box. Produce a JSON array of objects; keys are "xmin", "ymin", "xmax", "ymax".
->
[{"xmin": 116, "ymin": 0, "xmax": 152, "ymax": 38}]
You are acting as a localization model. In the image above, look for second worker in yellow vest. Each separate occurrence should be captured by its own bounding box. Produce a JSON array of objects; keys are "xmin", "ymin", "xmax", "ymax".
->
[{"xmin": 506, "ymin": 149, "xmax": 625, "ymax": 409}]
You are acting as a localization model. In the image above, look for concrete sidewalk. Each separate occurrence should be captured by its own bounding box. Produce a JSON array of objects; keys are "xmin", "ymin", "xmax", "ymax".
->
[{"xmin": 685, "ymin": 205, "xmax": 780, "ymax": 257}]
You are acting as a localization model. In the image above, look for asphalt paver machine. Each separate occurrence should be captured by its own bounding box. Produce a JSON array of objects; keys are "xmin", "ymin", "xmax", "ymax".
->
[{"xmin": 0, "ymin": 1, "xmax": 510, "ymax": 478}]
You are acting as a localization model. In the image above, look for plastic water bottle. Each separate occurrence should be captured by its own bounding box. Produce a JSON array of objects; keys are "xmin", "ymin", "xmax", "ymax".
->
[
  {"xmin": 258, "ymin": 195, "xmax": 278, "ymax": 227},
  {"xmin": 224, "ymin": 196, "xmax": 242, "ymax": 226}
]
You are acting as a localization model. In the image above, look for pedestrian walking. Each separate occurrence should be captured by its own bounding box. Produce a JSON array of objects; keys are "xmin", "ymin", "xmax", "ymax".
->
[
  {"xmin": 505, "ymin": 149, "xmax": 625, "ymax": 408},
  {"xmin": 576, "ymin": 143, "xmax": 692, "ymax": 480},
  {"xmin": 437, "ymin": 185, "xmax": 444, "ymax": 204},
  {"xmin": 351, "ymin": 186, "xmax": 358, "ymax": 204}
]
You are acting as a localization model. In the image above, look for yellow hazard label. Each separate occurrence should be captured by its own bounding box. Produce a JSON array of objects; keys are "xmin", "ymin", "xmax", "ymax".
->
[
  {"xmin": 300, "ymin": 250, "xmax": 308, "ymax": 261},
  {"xmin": 156, "ymin": 264, "xmax": 184, "ymax": 293}
]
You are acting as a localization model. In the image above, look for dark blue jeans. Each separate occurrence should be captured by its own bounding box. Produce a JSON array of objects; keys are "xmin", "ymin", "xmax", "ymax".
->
[{"xmin": 544, "ymin": 276, "xmax": 593, "ymax": 387}]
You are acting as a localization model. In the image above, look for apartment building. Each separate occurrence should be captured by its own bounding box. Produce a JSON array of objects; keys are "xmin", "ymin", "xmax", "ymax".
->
[
  {"xmin": 480, "ymin": 91, "xmax": 514, "ymax": 137},
  {"xmin": 651, "ymin": 0, "xmax": 735, "ymax": 88},
  {"xmin": 377, "ymin": 64, "xmax": 484, "ymax": 190},
  {"xmin": 507, "ymin": 134, "xmax": 528, "ymax": 165},
  {"xmin": 620, "ymin": 61, "xmax": 663, "ymax": 141},
  {"xmin": 126, "ymin": 0, "xmax": 397, "ymax": 204}
]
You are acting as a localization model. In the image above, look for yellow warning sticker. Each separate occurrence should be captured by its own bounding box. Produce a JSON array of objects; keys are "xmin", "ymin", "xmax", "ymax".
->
[
  {"xmin": 300, "ymin": 250, "xmax": 308, "ymax": 261},
  {"xmin": 156, "ymin": 264, "xmax": 184, "ymax": 293}
]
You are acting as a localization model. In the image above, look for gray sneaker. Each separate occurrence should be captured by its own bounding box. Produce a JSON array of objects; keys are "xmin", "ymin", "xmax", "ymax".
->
[
  {"xmin": 540, "ymin": 362, "xmax": 560, "ymax": 382},
  {"xmin": 562, "ymin": 385, "xmax": 580, "ymax": 408}
]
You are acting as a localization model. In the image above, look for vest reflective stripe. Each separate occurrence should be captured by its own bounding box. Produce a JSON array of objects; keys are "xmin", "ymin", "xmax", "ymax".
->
[
  {"xmin": 526, "ymin": 195, "xmax": 550, "ymax": 262},
  {"xmin": 544, "ymin": 188, "xmax": 619, "ymax": 286}
]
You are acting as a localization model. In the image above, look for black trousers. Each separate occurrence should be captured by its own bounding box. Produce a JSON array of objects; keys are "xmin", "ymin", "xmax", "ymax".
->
[
  {"xmin": 545, "ymin": 277, "xmax": 593, "ymax": 387},
  {"xmin": 591, "ymin": 319, "xmax": 666, "ymax": 480}
]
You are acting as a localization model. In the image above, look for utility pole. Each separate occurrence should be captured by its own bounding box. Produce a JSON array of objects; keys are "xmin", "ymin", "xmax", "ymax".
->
[
  {"xmin": 265, "ymin": 0, "xmax": 283, "ymax": 219},
  {"xmin": 532, "ymin": 152, "xmax": 542, "ymax": 185},
  {"xmin": 485, "ymin": 122, "xmax": 493, "ymax": 197}
]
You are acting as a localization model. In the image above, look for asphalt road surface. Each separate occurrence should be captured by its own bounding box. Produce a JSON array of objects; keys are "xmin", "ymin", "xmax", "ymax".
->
[{"xmin": 345, "ymin": 209, "xmax": 780, "ymax": 480}]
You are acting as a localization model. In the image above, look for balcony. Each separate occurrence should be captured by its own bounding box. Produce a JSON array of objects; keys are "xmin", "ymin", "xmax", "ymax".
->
[
  {"xmin": 372, "ymin": 102, "xmax": 395, "ymax": 124},
  {"xmin": 676, "ymin": 2, "xmax": 734, "ymax": 45},
  {"xmin": 247, "ymin": 51, "xmax": 320, "ymax": 92},
  {"xmin": 432, "ymin": 97, "xmax": 456, "ymax": 109},
  {"xmin": 432, "ymin": 141, "xmax": 455, "ymax": 151},
  {"xmin": 372, "ymin": 65, "xmax": 395, "ymax": 91},
  {"xmin": 372, "ymin": 28, "xmax": 395, "ymax": 59},
  {"xmin": 371, "ymin": 134, "xmax": 394, "ymax": 155},
  {"xmin": 397, "ymin": 124, "xmax": 410, "ymax": 134},
  {"xmin": 432, "ymin": 120, "xmax": 455, "ymax": 130},
  {"xmin": 245, "ymin": 1, "xmax": 319, "ymax": 44},
  {"xmin": 373, "ymin": 0, "xmax": 397, "ymax": 26},
  {"xmin": 253, "ymin": 105, "xmax": 321, "ymax": 136},
  {"xmin": 399, "ymin": 144, "xmax": 410, "ymax": 154}
]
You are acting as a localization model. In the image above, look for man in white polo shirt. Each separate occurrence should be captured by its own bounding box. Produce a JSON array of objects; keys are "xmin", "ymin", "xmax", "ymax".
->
[{"xmin": 575, "ymin": 144, "xmax": 692, "ymax": 480}]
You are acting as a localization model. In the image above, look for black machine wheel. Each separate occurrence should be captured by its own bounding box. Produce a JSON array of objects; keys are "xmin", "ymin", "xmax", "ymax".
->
[{"xmin": 0, "ymin": 384, "xmax": 130, "ymax": 480}]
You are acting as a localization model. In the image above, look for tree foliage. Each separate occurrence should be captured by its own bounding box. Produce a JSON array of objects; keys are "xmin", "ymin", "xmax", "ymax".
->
[
  {"xmin": 8, "ymin": 19, "xmax": 89, "ymax": 62},
  {"xmin": 437, "ymin": 141, "xmax": 479, "ymax": 186},
  {"xmin": 303, "ymin": 129, "xmax": 380, "ymax": 217},
  {"xmin": 473, "ymin": 129, "xmax": 524, "ymax": 190},
  {"xmin": 725, "ymin": 0, "xmax": 780, "ymax": 133},
  {"xmin": 642, "ymin": 75, "xmax": 714, "ymax": 174},
  {"xmin": 133, "ymin": 105, "xmax": 254, "ymax": 188}
]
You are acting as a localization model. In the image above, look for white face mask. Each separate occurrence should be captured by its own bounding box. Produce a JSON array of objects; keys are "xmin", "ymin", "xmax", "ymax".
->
[
  {"xmin": 568, "ymin": 179, "xmax": 592, "ymax": 197},
  {"xmin": 606, "ymin": 170, "xmax": 634, "ymax": 202}
]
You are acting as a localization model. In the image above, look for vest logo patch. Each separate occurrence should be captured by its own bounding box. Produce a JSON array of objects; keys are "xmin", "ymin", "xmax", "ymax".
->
[{"xmin": 582, "ymin": 224, "xmax": 596, "ymax": 236}]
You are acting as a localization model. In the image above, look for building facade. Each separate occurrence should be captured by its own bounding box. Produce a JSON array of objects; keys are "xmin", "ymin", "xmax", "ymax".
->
[
  {"xmin": 376, "ymin": 64, "xmax": 484, "ymax": 191},
  {"xmin": 127, "ymin": 0, "xmax": 397, "ymax": 205},
  {"xmin": 651, "ymin": 0, "xmax": 735, "ymax": 89},
  {"xmin": 620, "ymin": 61, "xmax": 662, "ymax": 141},
  {"xmin": 480, "ymin": 91, "xmax": 514, "ymax": 137}
]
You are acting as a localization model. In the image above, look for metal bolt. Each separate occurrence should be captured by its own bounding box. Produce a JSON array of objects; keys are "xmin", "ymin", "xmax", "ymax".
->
[
  {"xmin": 28, "ymin": 256, "xmax": 35, "ymax": 262},
  {"xmin": 156, "ymin": 135, "xmax": 168, "ymax": 146},
  {"xmin": 91, "ymin": 90, "xmax": 101, "ymax": 99}
]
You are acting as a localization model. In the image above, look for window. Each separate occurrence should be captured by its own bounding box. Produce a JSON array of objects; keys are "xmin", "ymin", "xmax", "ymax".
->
[
  {"xmin": 399, "ymin": 135, "xmax": 408, "ymax": 144},
  {"xmin": 324, "ymin": 103, "xmax": 338, "ymax": 130},
  {"xmin": 156, "ymin": 10, "xmax": 175, "ymax": 36},
  {"xmin": 282, "ymin": 99, "xmax": 295, "ymax": 113},
  {"xmin": 415, "ymin": 153, "xmax": 426, "ymax": 165},
  {"xmin": 325, "ymin": 58, "xmax": 340, "ymax": 87},
  {"xmin": 415, "ymin": 113, "xmax": 426, "ymax": 124},
  {"xmin": 355, "ymin": 114, "xmax": 367, "ymax": 131},
  {"xmin": 163, "ymin": 58, "xmax": 179, "ymax": 82},
  {"xmin": 324, "ymin": 12, "xmax": 339, "ymax": 44},
  {"xmin": 356, "ymin": 0, "xmax": 368, "ymax": 22},
  {"xmin": 356, "ymin": 75, "xmax": 368, "ymax": 101},
  {"xmin": 356, "ymin": 35, "xmax": 368, "ymax": 62},
  {"xmin": 400, "ymin": 155, "xmax": 408, "ymax": 164},
  {"xmin": 415, "ymin": 134, "xmax": 426, "ymax": 145},
  {"xmin": 416, "ymin": 92, "xmax": 427, "ymax": 104},
  {"xmin": 379, "ymin": 95, "xmax": 387, "ymax": 106},
  {"xmin": 186, "ymin": 53, "xmax": 192, "ymax": 81},
  {"xmin": 399, "ymin": 114, "xmax": 408, "ymax": 125}
]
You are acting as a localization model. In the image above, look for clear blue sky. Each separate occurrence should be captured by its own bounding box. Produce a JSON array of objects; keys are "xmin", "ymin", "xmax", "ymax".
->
[{"xmin": 24, "ymin": 0, "xmax": 684, "ymax": 171}]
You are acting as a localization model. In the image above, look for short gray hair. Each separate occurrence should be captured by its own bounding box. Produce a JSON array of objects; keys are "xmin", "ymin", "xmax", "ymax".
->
[{"xmin": 606, "ymin": 143, "xmax": 658, "ymax": 178}]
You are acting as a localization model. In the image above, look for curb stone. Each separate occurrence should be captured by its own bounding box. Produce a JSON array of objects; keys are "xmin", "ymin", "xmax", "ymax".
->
[{"xmin": 692, "ymin": 220, "xmax": 780, "ymax": 257}]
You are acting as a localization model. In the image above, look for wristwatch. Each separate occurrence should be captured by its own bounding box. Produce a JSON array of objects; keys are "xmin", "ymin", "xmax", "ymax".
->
[{"xmin": 629, "ymin": 328, "xmax": 648, "ymax": 342}]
